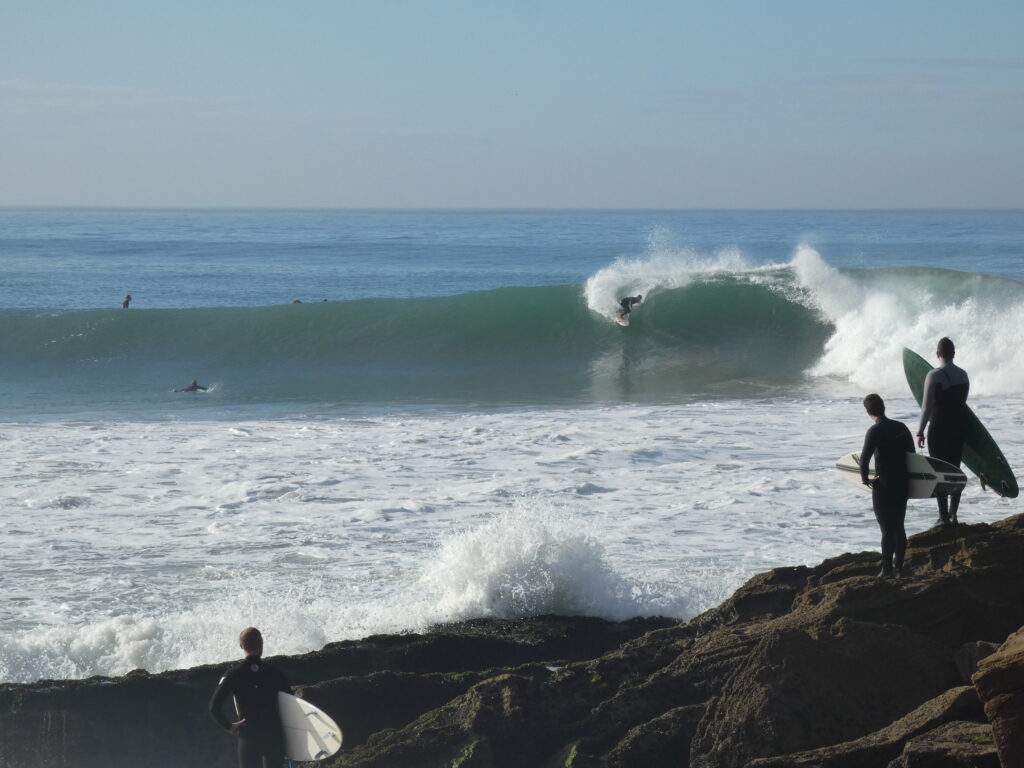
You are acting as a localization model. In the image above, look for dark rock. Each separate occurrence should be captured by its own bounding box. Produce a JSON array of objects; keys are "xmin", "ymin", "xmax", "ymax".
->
[
  {"xmin": 690, "ymin": 619, "xmax": 960, "ymax": 767},
  {"xmin": 888, "ymin": 720, "xmax": 1000, "ymax": 767},
  {"xmin": 954, "ymin": 641, "xmax": 1000, "ymax": 683},
  {"xmin": 330, "ymin": 515, "xmax": 1024, "ymax": 768},
  {"xmin": 0, "ymin": 615, "xmax": 669, "ymax": 768},
  {"xmin": 972, "ymin": 623, "xmax": 1024, "ymax": 768},
  {"xmin": 747, "ymin": 685, "xmax": 985, "ymax": 768}
]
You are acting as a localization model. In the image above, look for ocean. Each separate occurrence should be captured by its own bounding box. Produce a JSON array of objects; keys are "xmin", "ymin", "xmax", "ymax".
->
[{"xmin": 2, "ymin": 208, "xmax": 1023, "ymax": 684}]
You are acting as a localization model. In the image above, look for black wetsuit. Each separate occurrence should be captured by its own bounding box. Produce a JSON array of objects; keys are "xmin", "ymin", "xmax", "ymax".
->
[
  {"xmin": 861, "ymin": 415, "xmax": 915, "ymax": 574},
  {"xmin": 618, "ymin": 296, "xmax": 641, "ymax": 315},
  {"xmin": 209, "ymin": 655, "xmax": 292, "ymax": 768},
  {"xmin": 917, "ymin": 361, "xmax": 970, "ymax": 521}
]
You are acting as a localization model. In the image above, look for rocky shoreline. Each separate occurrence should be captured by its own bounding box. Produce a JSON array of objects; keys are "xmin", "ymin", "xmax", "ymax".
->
[{"xmin": 4, "ymin": 514, "xmax": 1024, "ymax": 767}]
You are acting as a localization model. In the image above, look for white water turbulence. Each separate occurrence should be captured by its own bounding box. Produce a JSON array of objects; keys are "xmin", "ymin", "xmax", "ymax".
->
[
  {"xmin": 583, "ymin": 228, "xmax": 753, "ymax": 318},
  {"xmin": 794, "ymin": 245, "xmax": 1024, "ymax": 396},
  {"xmin": 4, "ymin": 398, "xmax": 1021, "ymax": 684},
  {"xmin": 418, "ymin": 505, "xmax": 684, "ymax": 622}
]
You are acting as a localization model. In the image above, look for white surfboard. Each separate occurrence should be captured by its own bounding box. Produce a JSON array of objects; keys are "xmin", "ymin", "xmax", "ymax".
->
[
  {"xmin": 836, "ymin": 452, "xmax": 968, "ymax": 499},
  {"xmin": 278, "ymin": 692, "xmax": 343, "ymax": 761},
  {"xmin": 614, "ymin": 310, "xmax": 630, "ymax": 327}
]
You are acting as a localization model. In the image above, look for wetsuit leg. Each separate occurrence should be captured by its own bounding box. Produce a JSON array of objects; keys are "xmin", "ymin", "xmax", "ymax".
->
[
  {"xmin": 872, "ymin": 486, "xmax": 904, "ymax": 573},
  {"xmin": 238, "ymin": 735, "xmax": 283, "ymax": 768},
  {"xmin": 928, "ymin": 427, "xmax": 959, "ymax": 523},
  {"xmin": 237, "ymin": 738, "xmax": 262, "ymax": 768},
  {"xmin": 891, "ymin": 499, "xmax": 908, "ymax": 570}
]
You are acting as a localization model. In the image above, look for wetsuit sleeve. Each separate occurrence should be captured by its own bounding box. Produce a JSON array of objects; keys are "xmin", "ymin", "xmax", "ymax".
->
[
  {"xmin": 918, "ymin": 369, "xmax": 939, "ymax": 436},
  {"xmin": 902, "ymin": 424, "xmax": 915, "ymax": 455},
  {"xmin": 209, "ymin": 675, "xmax": 235, "ymax": 731},
  {"xmin": 860, "ymin": 425, "xmax": 876, "ymax": 486},
  {"xmin": 278, "ymin": 668, "xmax": 293, "ymax": 695}
]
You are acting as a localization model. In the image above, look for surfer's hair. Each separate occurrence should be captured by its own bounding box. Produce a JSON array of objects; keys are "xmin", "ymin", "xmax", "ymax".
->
[
  {"xmin": 863, "ymin": 393, "xmax": 885, "ymax": 417},
  {"xmin": 937, "ymin": 337, "xmax": 955, "ymax": 359},
  {"xmin": 239, "ymin": 627, "xmax": 263, "ymax": 652}
]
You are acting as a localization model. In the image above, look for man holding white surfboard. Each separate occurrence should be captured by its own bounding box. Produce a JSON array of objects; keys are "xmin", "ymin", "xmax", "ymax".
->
[
  {"xmin": 209, "ymin": 627, "xmax": 292, "ymax": 768},
  {"xmin": 860, "ymin": 394, "xmax": 916, "ymax": 580}
]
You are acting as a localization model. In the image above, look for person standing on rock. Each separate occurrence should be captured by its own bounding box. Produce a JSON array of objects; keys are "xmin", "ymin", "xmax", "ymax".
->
[
  {"xmin": 861, "ymin": 393, "xmax": 916, "ymax": 580},
  {"xmin": 209, "ymin": 627, "xmax": 292, "ymax": 768},
  {"xmin": 917, "ymin": 336, "xmax": 970, "ymax": 528}
]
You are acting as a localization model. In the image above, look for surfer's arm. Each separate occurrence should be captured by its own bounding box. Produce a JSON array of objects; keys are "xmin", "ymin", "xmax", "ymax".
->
[
  {"xmin": 208, "ymin": 677, "xmax": 236, "ymax": 731},
  {"xmin": 917, "ymin": 369, "xmax": 939, "ymax": 437},
  {"xmin": 902, "ymin": 426, "xmax": 916, "ymax": 455},
  {"xmin": 860, "ymin": 427, "xmax": 877, "ymax": 486}
]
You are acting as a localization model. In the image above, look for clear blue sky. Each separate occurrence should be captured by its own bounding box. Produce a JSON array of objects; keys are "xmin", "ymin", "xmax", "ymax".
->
[{"xmin": 2, "ymin": 1, "xmax": 1023, "ymax": 208}]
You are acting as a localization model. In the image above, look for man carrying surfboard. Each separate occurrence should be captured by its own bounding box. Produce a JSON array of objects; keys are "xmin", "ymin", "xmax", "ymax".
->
[
  {"xmin": 209, "ymin": 627, "xmax": 293, "ymax": 768},
  {"xmin": 861, "ymin": 394, "xmax": 916, "ymax": 580},
  {"xmin": 916, "ymin": 337, "xmax": 970, "ymax": 527}
]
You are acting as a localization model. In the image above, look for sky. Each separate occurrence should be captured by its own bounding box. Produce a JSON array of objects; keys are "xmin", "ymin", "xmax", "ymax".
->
[{"xmin": 2, "ymin": 1, "xmax": 1023, "ymax": 208}]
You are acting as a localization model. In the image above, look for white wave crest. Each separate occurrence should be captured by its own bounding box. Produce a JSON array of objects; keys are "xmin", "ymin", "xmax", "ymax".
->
[
  {"xmin": 583, "ymin": 228, "xmax": 753, "ymax": 317},
  {"xmin": 418, "ymin": 508, "xmax": 687, "ymax": 622},
  {"xmin": 793, "ymin": 245, "xmax": 1024, "ymax": 396}
]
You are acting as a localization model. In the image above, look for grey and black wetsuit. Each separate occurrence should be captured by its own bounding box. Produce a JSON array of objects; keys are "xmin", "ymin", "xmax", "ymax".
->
[
  {"xmin": 918, "ymin": 361, "xmax": 970, "ymax": 465},
  {"xmin": 917, "ymin": 360, "xmax": 969, "ymax": 521},
  {"xmin": 209, "ymin": 655, "xmax": 292, "ymax": 768},
  {"xmin": 861, "ymin": 415, "xmax": 915, "ymax": 574}
]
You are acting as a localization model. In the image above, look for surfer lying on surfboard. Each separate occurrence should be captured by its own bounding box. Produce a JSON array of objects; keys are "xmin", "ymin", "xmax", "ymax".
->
[
  {"xmin": 615, "ymin": 294, "xmax": 642, "ymax": 322},
  {"xmin": 173, "ymin": 379, "xmax": 207, "ymax": 393}
]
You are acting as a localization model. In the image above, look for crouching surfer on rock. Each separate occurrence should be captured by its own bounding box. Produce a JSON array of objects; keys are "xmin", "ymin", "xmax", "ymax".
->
[
  {"xmin": 861, "ymin": 393, "xmax": 916, "ymax": 580},
  {"xmin": 209, "ymin": 627, "xmax": 293, "ymax": 768}
]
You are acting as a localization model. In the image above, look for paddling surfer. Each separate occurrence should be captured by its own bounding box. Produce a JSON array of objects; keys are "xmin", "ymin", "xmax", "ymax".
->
[
  {"xmin": 916, "ymin": 337, "xmax": 970, "ymax": 527},
  {"xmin": 861, "ymin": 393, "xmax": 915, "ymax": 580},
  {"xmin": 209, "ymin": 627, "xmax": 292, "ymax": 768},
  {"xmin": 174, "ymin": 380, "xmax": 207, "ymax": 392}
]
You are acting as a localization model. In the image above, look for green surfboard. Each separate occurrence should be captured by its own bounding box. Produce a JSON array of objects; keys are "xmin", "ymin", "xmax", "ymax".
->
[{"xmin": 903, "ymin": 348, "xmax": 1018, "ymax": 498}]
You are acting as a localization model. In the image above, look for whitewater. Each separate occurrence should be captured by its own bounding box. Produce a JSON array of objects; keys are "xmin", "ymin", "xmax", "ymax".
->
[{"xmin": 2, "ymin": 209, "xmax": 1023, "ymax": 684}]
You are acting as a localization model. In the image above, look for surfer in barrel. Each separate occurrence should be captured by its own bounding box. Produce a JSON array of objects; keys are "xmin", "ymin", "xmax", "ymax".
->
[
  {"xmin": 860, "ymin": 393, "xmax": 916, "ymax": 580},
  {"xmin": 916, "ymin": 337, "xmax": 970, "ymax": 527},
  {"xmin": 209, "ymin": 627, "xmax": 292, "ymax": 768},
  {"xmin": 616, "ymin": 294, "xmax": 643, "ymax": 322}
]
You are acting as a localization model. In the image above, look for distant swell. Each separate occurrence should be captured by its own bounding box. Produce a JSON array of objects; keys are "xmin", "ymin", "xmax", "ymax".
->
[{"xmin": 4, "ymin": 247, "xmax": 1024, "ymax": 409}]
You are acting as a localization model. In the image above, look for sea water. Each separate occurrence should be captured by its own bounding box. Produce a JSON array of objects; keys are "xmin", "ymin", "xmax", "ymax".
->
[{"xmin": 1, "ymin": 209, "xmax": 1023, "ymax": 683}]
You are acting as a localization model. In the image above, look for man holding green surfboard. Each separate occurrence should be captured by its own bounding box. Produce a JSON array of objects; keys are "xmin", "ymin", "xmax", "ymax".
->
[{"xmin": 916, "ymin": 337, "xmax": 970, "ymax": 527}]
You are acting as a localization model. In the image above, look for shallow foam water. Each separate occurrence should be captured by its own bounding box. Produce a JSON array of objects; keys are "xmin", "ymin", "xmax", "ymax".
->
[{"xmin": 2, "ymin": 396, "xmax": 1021, "ymax": 682}]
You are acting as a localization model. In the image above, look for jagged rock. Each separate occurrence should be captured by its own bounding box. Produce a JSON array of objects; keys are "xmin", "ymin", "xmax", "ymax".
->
[
  {"xmin": 888, "ymin": 720, "xmax": 999, "ymax": 767},
  {"xmin": 330, "ymin": 516, "xmax": 1024, "ymax": 768},
  {"xmin": 973, "ymin": 623, "xmax": 1024, "ymax": 768},
  {"xmin": 747, "ymin": 685, "xmax": 985, "ymax": 768},
  {"xmin": 0, "ymin": 616, "xmax": 668, "ymax": 768},
  {"xmin": 691, "ymin": 620, "xmax": 961, "ymax": 768},
  {"xmin": 954, "ymin": 641, "xmax": 1000, "ymax": 683}
]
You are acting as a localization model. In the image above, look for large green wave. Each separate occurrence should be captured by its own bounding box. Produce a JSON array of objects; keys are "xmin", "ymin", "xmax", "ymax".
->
[{"xmin": 0, "ymin": 279, "xmax": 833, "ymax": 405}]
